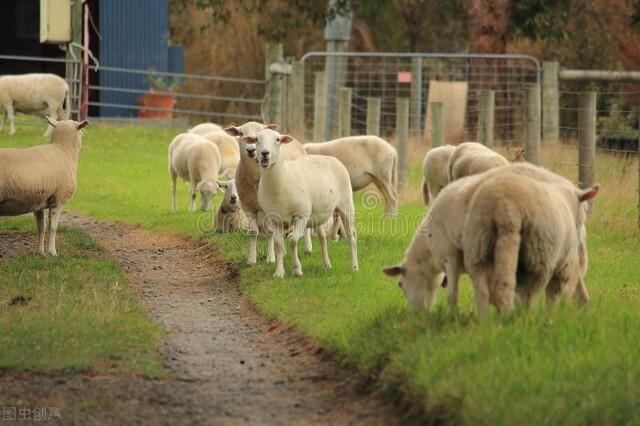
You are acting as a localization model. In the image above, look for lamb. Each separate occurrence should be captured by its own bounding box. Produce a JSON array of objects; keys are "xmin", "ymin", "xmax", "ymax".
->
[
  {"xmin": 421, "ymin": 144, "xmax": 456, "ymax": 205},
  {"xmin": 0, "ymin": 117, "xmax": 88, "ymax": 256},
  {"xmin": 0, "ymin": 73, "xmax": 70, "ymax": 137},
  {"xmin": 383, "ymin": 162, "xmax": 597, "ymax": 312},
  {"xmin": 447, "ymin": 141, "xmax": 509, "ymax": 181},
  {"xmin": 189, "ymin": 122, "xmax": 223, "ymax": 136},
  {"xmin": 304, "ymin": 136, "xmax": 398, "ymax": 216},
  {"xmin": 224, "ymin": 121, "xmax": 309, "ymax": 264},
  {"xmin": 214, "ymin": 179, "xmax": 248, "ymax": 232},
  {"xmin": 168, "ymin": 133, "xmax": 221, "ymax": 212},
  {"xmin": 255, "ymin": 128, "xmax": 358, "ymax": 278}
]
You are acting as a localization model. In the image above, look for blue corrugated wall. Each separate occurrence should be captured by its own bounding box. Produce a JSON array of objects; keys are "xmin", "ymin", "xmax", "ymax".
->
[{"xmin": 99, "ymin": 0, "xmax": 183, "ymax": 116}]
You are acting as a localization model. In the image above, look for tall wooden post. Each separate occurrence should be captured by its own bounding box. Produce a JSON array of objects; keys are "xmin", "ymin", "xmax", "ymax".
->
[
  {"xmin": 524, "ymin": 84, "xmax": 541, "ymax": 165},
  {"xmin": 313, "ymin": 71, "xmax": 327, "ymax": 142},
  {"xmin": 396, "ymin": 98, "xmax": 409, "ymax": 188},
  {"xmin": 578, "ymin": 92, "xmax": 597, "ymax": 190},
  {"xmin": 410, "ymin": 57, "xmax": 423, "ymax": 140},
  {"xmin": 338, "ymin": 87, "xmax": 352, "ymax": 137},
  {"xmin": 65, "ymin": 0, "xmax": 83, "ymax": 119},
  {"xmin": 288, "ymin": 60, "xmax": 305, "ymax": 140},
  {"xmin": 366, "ymin": 97, "xmax": 381, "ymax": 136},
  {"xmin": 430, "ymin": 101, "xmax": 444, "ymax": 148},
  {"xmin": 542, "ymin": 61, "xmax": 560, "ymax": 144},
  {"xmin": 264, "ymin": 43, "xmax": 283, "ymax": 125},
  {"xmin": 477, "ymin": 90, "xmax": 495, "ymax": 147}
]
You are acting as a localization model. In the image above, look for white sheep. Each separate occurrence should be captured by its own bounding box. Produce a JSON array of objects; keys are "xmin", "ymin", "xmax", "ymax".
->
[
  {"xmin": 304, "ymin": 136, "xmax": 398, "ymax": 216},
  {"xmin": 447, "ymin": 141, "xmax": 509, "ymax": 181},
  {"xmin": 383, "ymin": 162, "xmax": 597, "ymax": 312},
  {"xmin": 0, "ymin": 117, "xmax": 88, "ymax": 255},
  {"xmin": 421, "ymin": 144, "xmax": 456, "ymax": 205},
  {"xmin": 0, "ymin": 73, "xmax": 70, "ymax": 137},
  {"xmin": 202, "ymin": 130, "xmax": 240, "ymax": 178},
  {"xmin": 189, "ymin": 122, "xmax": 223, "ymax": 136},
  {"xmin": 214, "ymin": 179, "xmax": 248, "ymax": 233},
  {"xmin": 224, "ymin": 121, "xmax": 310, "ymax": 264},
  {"xmin": 256, "ymin": 128, "xmax": 358, "ymax": 278},
  {"xmin": 168, "ymin": 133, "xmax": 221, "ymax": 212}
]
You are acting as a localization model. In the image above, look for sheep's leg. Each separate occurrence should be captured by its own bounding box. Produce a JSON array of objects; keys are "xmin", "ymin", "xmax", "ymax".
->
[
  {"xmin": 445, "ymin": 255, "xmax": 462, "ymax": 310},
  {"xmin": 247, "ymin": 214, "xmax": 259, "ymax": 265},
  {"xmin": 188, "ymin": 181, "xmax": 197, "ymax": 212},
  {"xmin": 289, "ymin": 217, "xmax": 308, "ymax": 277},
  {"xmin": 44, "ymin": 104, "xmax": 56, "ymax": 137},
  {"xmin": 258, "ymin": 211, "xmax": 276, "ymax": 263},
  {"xmin": 266, "ymin": 232, "xmax": 276, "ymax": 263},
  {"xmin": 374, "ymin": 178, "xmax": 398, "ymax": 217},
  {"xmin": 317, "ymin": 224, "xmax": 331, "ymax": 269},
  {"xmin": 303, "ymin": 227, "xmax": 313, "ymax": 254},
  {"xmin": 34, "ymin": 210, "xmax": 45, "ymax": 255},
  {"xmin": 516, "ymin": 270, "xmax": 551, "ymax": 310},
  {"xmin": 338, "ymin": 206, "xmax": 358, "ymax": 272},
  {"xmin": 170, "ymin": 171, "xmax": 178, "ymax": 212},
  {"xmin": 471, "ymin": 266, "xmax": 491, "ymax": 317},
  {"xmin": 47, "ymin": 206, "xmax": 62, "ymax": 256},
  {"xmin": 573, "ymin": 277, "xmax": 590, "ymax": 306},
  {"xmin": 4, "ymin": 102, "xmax": 15, "ymax": 136},
  {"xmin": 0, "ymin": 109, "xmax": 5, "ymax": 134},
  {"xmin": 273, "ymin": 232, "xmax": 285, "ymax": 278}
]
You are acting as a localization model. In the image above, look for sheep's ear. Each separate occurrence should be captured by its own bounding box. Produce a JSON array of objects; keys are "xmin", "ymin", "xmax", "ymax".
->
[
  {"xmin": 265, "ymin": 123, "xmax": 279, "ymax": 131},
  {"xmin": 45, "ymin": 116, "xmax": 57, "ymax": 127},
  {"xmin": 578, "ymin": 184, "xmax": 599, "ymax": 202},
  {"xmin": 382, "ymin": 265, "xmax": 404, "ymax": 277},
  {"xmin": 225, "ymin": 126, "xmax": 241, "ymax": 137},
  {"xmin": 279, "ymin": 134, "xmax": 294, "ymax": 144},
  {"xmin": 76, "ymin": 120, "xmax": 89, "ymax": 130}
]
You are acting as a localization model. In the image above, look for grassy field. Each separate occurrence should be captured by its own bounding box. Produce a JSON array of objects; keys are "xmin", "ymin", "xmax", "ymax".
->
[{"xmin": 3, "ymin": 120, "xmax": 640, "ymax": 424}]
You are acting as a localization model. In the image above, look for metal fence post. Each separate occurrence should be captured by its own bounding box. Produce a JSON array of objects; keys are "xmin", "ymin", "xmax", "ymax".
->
[
  {"xmin": 396, "ymin": 98, "xmax": 409, "ymax": 188},
  {"xmin": 578, "ymin": 92, "xmax": 597, "ymax": 191},
  {"xmin": 430, "ymin": 101, "xmax": 444, "ymax": 148},
  {"xmin": 65, "ymin": 0, "xmax": 83, "ymax": 119},
  {"xmin": 542, "ymin": 61, "xmax": 559, "ymax": 144},
  {"xmin": 524, "ymin": 84, "xmax": 541, "ymax": 165},
  {"xmin": 288, "ymin": 60, "xmax": 305, "ymax": 140},
  {"xmin": 366, "ymin": 97, "xmax": 381, "ymax": 136},
  {"xmin": 410, "ymin": 57, "xmax": 423, "ymax": 140},
  {"xmin": 338, "ymin": 87, "xmax": 352, "ymax": 137},
  {"xmin": 264, "ymin": 42, "xmax": 283, "ymax": 125},
  {"xmin": 313, "ymin": 71, "xmax": 327, "ymax": 142},
  {"xmin": 477, "ymin": 90, "xmax": 495, "ymax": 147}
]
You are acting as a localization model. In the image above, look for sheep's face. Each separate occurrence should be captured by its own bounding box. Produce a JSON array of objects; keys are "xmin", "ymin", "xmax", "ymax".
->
[
  {"xmin": 256, "ymin": 129, "xmax": 295, "ymax": 169},
  {"xmin": 383, "ymin": 258, "xmax": 444, "ymax": 311},
  {"xmin": 225, "ymin": 122, "xmax": 278, "ymax": 161},
  {"xmin": 197, "ymin": 181, "xmax": 219, "ymax": 211},
  {"xmin": 218, "ymin": 179, "xmax": 239, "ymax": 211}
]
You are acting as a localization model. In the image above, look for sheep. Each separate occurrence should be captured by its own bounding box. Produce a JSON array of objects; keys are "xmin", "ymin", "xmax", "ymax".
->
[
  {"xmin": 255, "ymin": 128, "xmax": 358, "ymax": 278},
  {"xmin": 189, "ymin": 122, "xmax": 223, "ymax": 136},
  {"xmin": 202, "ymin": 130, "xmax": 240, "ymax": 178},
  {"xmin": 224, "ymin": 121, "xmax": 309, "ymax": 264},
  {"xmin": 421, "ymin": 144, "xmax": 456, "ymax": 205},
  {"xmin": 0, "ymin": 73, "xmax": 70, "ymax": 137},
  {"xmin": 214, "ymin": 179, "xmax": 248, "ymax": 233},
  {"xmin": 304, "ymin": 136, "xmax": 398, "ymax": 216},
  {"xmin": 0, "ymin": 117, "xmax": 88, "ymax": 256},
  {"xmin": 383, "ymin": 162, "xmax": 597, "ymax": 312},
  {"xmin": 447, "ymin": 141, "xmax": 509, "ymax": 181},
  {"xmin": 462, "ymin": 174, "xmax": 599, "ymax": 315},
  {"xmin": 168, "ymin": 133, "xmax": 221, "ymax": 212}
]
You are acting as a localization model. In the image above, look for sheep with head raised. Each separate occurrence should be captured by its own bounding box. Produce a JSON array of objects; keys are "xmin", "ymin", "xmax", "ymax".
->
[
  {"xmin": 0, "ymin": 73, "xmax": 70, "ymax": 137},
  {"xmin": 189, "ymin": 122, "xmax": 223, "ymax": 136},
  {"xmin": 0, "ymin": 117, "xmax": 88, "ymax": 255},
  {"xmin": 447, "ymin": 141, "xmax": 509, "ymax": 181},
  {"xmin": 168, "ymin": 133, "xmax": 221, "ymax": 212},
  {"xmin": 214, "ymin": 179, "xmax": 248, "ymax": 233},
  {"xmin": 421, "ymin": 144, "xmax": 456, "ymax": 205},
  {"xmin": 255, "ymin": 128, "xmax": 358, "ymax": 278},
  {"xmin": 202, "ymin": 130, "xmax": 240, "ymax": 178}
]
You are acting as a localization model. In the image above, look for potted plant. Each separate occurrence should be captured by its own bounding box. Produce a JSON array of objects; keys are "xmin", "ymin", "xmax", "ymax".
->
[{"xmin": 138, "ymin": 68, "xmax": 181, "ymax": 119}]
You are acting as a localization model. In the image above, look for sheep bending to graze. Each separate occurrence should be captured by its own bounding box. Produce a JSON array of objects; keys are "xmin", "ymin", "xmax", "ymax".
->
[
  {"xmin": 214, "ymin": 179, "xmax": 248, "ymax": 232},
  {"xmin": 447, "ymin": 141, "xmax": 509, "ymax": 181},
  {"xmin": 421, "ymin": 144, "xmax": 455, "ymax": 205},
  {"xmin": 225, "ymin": 121, "xmax": 310, "ymax": 264},
  {"xmin": 168, "ymin": 133, "xmax": 221, "ymax": 212},
  {"xmin": 383, "ymin": 162, "xmax": 597, "ymax": 312},
  {"xmin": 189, "ymin": 122, "xmax": 223, "ymax": 136},
  {"xmin": 0, "ymin": 118, "xmax": 88, "ymax": 255},
  {"xmin": 462, "ymin": 174, "xmax": 599, "ymax": 315},
  {"xmin": 304, "ymin": 136, "xmax": 398, "ymax": 216},
  {"xmin": 0, "ymin": 73, "xmax": 70, "ymax": 137},
  {"xmin": 256, "ymin": 128, "xmax": 358, "ymax": 278},
  {"xmin": 202, "ymin": 130, "xmax": 240, "ymax": 178}
]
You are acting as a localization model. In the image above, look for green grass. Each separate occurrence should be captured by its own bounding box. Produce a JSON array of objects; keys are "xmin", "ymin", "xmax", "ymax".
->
[{"xmin": 3, "ymin": 119, "xmax": 640, "ymax": 424}]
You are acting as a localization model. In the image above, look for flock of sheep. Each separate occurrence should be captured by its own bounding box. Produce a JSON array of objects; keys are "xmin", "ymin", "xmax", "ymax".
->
[{"xmin": 0, "ymin": 72, "xmax": 601, "ymax": 315}]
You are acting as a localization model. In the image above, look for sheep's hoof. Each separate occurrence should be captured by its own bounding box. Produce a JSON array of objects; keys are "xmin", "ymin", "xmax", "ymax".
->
[
  {"xmin": 324, "ymin": 262, "xmax": 332, "ymax": 269},
  {"xmin": 292, "ymin": 268, "xmax": 303, "ymax": 277},
  {"xmin": 48, "ymin": 251, "xmax": 58, "ymax": 257},
  {"xmin": 266, "ymin": 257, "xmax": 275, "ymax": 264},
  {"xmin": 273, "ymin": 269, "xmax": 285, "ymax": 278},
  {"xmin": 352, "ymin": 266, "xmax": 359, "ymax": 272}
]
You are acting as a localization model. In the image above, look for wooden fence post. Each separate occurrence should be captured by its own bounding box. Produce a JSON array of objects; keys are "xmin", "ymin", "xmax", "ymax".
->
[
  {"xmin": 313, "ymin": 71, "xmax": 327, "ymax": 142},
  {"xmin": 264, "ymin": 42, "xmax": 283, "ymax": 125},
  {"xmin": 338, "ymin": 87, "xmax": 352, "ymax": 138},
  {"xmin": 410, "ymin": 57, "xmax": 423, "ymax": 140},
  {"xmin": 542, "ymin": 61, "xmax": 560, "ymax": 144},
  {"xmin": 578, "ymin": 92, "xmax": 597, "ymax": 191},
  {"xmin": 366, "ymin": 97, "xmax": 381, "ymax": 136},
  {"xmin": 396, "ymin": 98, "xmax": 409, "ymax": 188},
  {"xmin": 430, "ymin": 101, "xmax": 444, "ymax": 148},
  {"xmin": 477, "ymin": 90, "xmax": 495, "ymax": 147},
  {"xmin": 524, "ymin": 84, "xmax": 541, "ymax": 165},
  {"xmin": 288, "ymin": 60, "xmax": 305, "ymax": 140}
]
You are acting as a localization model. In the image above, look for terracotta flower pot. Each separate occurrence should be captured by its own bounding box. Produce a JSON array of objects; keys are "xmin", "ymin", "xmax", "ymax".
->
[{"xmin": 138, "ymin": 90, "xmax": 176, "ymax": 119}]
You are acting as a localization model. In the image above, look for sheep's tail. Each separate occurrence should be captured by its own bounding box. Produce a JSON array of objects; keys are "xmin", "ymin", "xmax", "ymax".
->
[
  {"xmin": 422, "ymin": 178, "xmax": 430, "ymax": 205},
  {"xmin": 63, "ymin": 87, "xmax": 71, "ymax": 120}
]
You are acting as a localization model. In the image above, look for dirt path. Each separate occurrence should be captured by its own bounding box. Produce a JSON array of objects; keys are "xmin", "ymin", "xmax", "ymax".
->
[{"xmin": 0, "ymin": 213, "xmax": 403, "ymax": 425}]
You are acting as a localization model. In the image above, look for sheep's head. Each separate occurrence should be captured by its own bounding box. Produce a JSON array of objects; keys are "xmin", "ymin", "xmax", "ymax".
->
[
  {"xmin": 217, "ymin": 179, "xmax": 240, "ymax": 211},
  {"xmin": 45, "ymin": 117, "xmax": 89, "ymax": 146},
  {"xmin": 196, "ymin": 180, "xmax": 219, "ymax": 211},
  {"xmin": 255, "ymin": 128, "xmax": 294, "ymax": 169},
  {"xmin": 225, "ymin": 122, "xmax": 278, "ymax": 161}
]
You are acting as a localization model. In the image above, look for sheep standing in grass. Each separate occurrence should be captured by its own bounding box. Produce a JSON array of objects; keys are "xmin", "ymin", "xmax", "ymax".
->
[
  {"xmin": 256, "ymin": 128, "xmax": 358, "ymax": 278},
  {"xmin": 202, "ymin": 130, "xmax": 240, "ymax": 178},
  {"xmin": 448, "ymin": 142, "xmax": 509, "ymax": 181},
  {"xmin": 0, "ymin": 118, "xmax": 88, "ymax": 255},
  {"xmin": 304, "ymin": 136, "xmax": 398, "ymax": 216},
  {"xmin": 421, "ymin": 144, "xmax": 456, "ymax": 205},
  {"xmin": 0, "ymin": 74, "xmax": 70, "ymax": 137},
  {"xmin": 189, "ymin": 122, "xmax": 223, "ymax": 136},
  {"xmin": 168, "ymin": 133, "xmax": 221, "ymax": 212},
  {"xmin": 214, "ymin": 179, "xmax": 248, "ymax": 232}
]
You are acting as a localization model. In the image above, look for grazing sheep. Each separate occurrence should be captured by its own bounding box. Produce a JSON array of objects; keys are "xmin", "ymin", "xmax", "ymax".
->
[
  {"xmin": 256, "ymin": 128, "xmax": 358, "ymax": 278},
  {"xmin": 462, "ymin": 174, "xmax": 598, "ymax": 315},
  {"xmin": 447, "ymin": 141, "xmax": 509, "ymax": 181},
  {"xmin": 421, "ymin": 144, "xmax": 456, "ymax": 205},
  {"xmin": 304, "ymin": 136, "xmax": 398, "ymax": 216},
  {"xmin": 202, "ymin": 130, "xmax": 240, "ymax": 178},
  {"xmin": 214, "ymin": 179, "xmax": 248, "ymax": 233},
  {"xmin": 0, "ymin": 117, "xmax": 88, "ymax": 255},
  {"xmin": 189, "ymin": 122, "xmax": 223, "ymax": 136},
  {"xmin": 224, "ymin": 121, "xmax": 309, "ymax": 264},
  {"xmin": 384, "ymin": 162, "xmax": 597, "ymax": 312},
  {"xmin": 0, "ymin": 73, "xmax": 70, "ymax": 137},
  {"xmin": 168, "ymin": 133, "xmax": 221, "ymax": 212}
]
